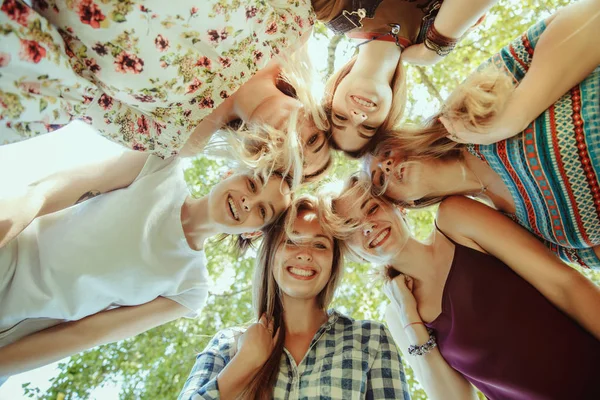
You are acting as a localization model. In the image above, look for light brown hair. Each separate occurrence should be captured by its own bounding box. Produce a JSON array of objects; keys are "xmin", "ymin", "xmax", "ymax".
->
[{"xmin": 241, "ymin": 195, "xmax": 344, "ymax": 399}]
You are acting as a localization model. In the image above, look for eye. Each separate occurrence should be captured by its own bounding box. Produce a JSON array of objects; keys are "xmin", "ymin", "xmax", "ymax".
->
[
  {"xmin": 367, "ymin": 203, "xmax": 379, "ymax": 216},
  {"xmin": 314, "ymin": 242, "xmax": 328, "ymax": 249},
  {"xmin": 307, "ymin": 133, "xmax": 319, "ymax": 146},
  {"xmin": 344, "ymin": 218, "xmax": 358, "ymax": 226},
  {"xmin": 383, "ymin": 150, "xmax": 391, "ymax": 158},
  {"xmin": 247, "ymin": 178, "xmax": 257, "ymax": 193},
  {"xmin": 285, "ymin": 239, "xmax": 296, "ymax": 245},
  {"xmin": 334, "ymin": 113, "xmax": 347, "ymax": 121},
  {"xmin": 259, "ymin": 205, "xmax": 267, "ymax": 220},
  {"xmin": 379, "ymin": 173, "xmax": 385, "ymax": 187}
]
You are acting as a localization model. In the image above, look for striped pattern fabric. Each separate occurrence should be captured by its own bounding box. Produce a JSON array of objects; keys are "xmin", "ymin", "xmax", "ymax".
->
[
  {"xmin": 178, "ymin": 310, "xmax": 411, "ymax": 400},
  {"xmin": 468, "ymin": 21, "xmax": 600, "ymax": 268}
]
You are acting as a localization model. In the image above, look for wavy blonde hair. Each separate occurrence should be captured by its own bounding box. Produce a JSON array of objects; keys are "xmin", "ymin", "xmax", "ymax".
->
[
  {"xmin": 375, "ymin": 65, "xmax": 515, "ymax": 160},
  {"xmin": 242, "ymin": 195, "xmax": 344, "ymax": 399},
  {"xmin": 322, "ymin": 55, "xmax": 407, "ymax": 158},
  {"xmin": 209, "ymin": 43, "xmax": 332, "ymax": 185}
]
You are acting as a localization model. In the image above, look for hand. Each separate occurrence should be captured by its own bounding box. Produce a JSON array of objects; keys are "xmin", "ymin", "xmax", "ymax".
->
[
  {"xmin": 400, "ymin": 43, "xmax": 445, "ymax": 66},
  {"xmin": 236, "ymin": 315, "xmax": 280, "ymax": 370},
  {"xmin": 383, "ymin": 274, "xmax": 419, "ymax": 321},
  {"xmin": 440, "ymin": 113, "xmax": 522, "ymax": 145}
]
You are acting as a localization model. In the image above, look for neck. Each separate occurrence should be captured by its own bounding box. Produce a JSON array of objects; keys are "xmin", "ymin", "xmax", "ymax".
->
[
  {"xmin": 427, "ymin": 157, "xmax": 486, "ymax": 198},
  {"xmin": 282, "ymin": 296, "xmax": 328, "ymax": 336},
  {"xmin": 180, "ymin": 195, "xmax": 220, "ymax": 250},
  {"xmin": 353, "ymin": 40, "xmax": 401, "ymax": 83},
  {"xmin": 230, "ymin": 63, "xmax": 285, "ymax": 122},
  {"xmin": 387, "ymin": 238, "xmax": 436, "ymax": 282}
]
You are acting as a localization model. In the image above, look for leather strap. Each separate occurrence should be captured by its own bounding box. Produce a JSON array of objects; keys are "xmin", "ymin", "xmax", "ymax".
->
[{"xmin": 325, "ymin": 0, "xmax": 385, "ymax": 35}]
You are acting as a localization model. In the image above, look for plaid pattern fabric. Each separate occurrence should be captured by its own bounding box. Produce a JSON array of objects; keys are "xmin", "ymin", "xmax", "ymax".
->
[{"xmin": 178, "ymin": 310, "xmax": 411, "ymax": 400}]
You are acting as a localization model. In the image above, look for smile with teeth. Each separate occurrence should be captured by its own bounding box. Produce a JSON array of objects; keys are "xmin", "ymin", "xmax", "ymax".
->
[
  {"xmin": 287, "ymin": 266, "xmax": 316, "ymax": 279},
  {"xmin": 227, "ymin": 195, "xmax": 240, "ymax": 221},
  {"xmin": 369, "ymin": 228, "xmax": 391, "ymax": 248},
  {"xmin": 351, "ymin": 95, "xmax": 376, "ymax": 108}
]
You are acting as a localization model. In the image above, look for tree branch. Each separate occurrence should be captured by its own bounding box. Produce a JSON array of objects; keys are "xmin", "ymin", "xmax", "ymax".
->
[
  {"xmin": 415, "ymin": 66, "xmax": 444, "ymax": 104},
  {"xmin": 325, "ymin": 35, "xmax": 343, "ymax": 80},
  {"xmin": 213, "ymin": 287, "xmax": 252, "ymax": 297}
]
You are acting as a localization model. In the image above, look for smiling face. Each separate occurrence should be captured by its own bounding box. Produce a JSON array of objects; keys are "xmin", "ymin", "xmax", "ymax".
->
[
  {"xmin": 208, "ymin": 173, "xmax": 292, "ymax": 234},
  {"xmin": 368, "ymin": 150, "xmax": 438, "ymax": 203},
  {"xmin": 334, "ymin": 183, "xmax": 410, "ymax": 264},
  {"xmin": 330, "ymin": 74, "xmax": 393, "ymax": 152},
  {"xmin": 272, "ymin": 209, "xmax": 335, "ymax": 302}
]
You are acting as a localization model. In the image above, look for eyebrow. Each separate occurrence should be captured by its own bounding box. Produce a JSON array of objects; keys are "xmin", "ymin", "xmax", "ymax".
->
[
  {"xmin": 257, "ymin": 174, "xmax": 265, "ymax": 185},
  {"xmin": 290, "ymin": 232, "xmax": 333, "ymax": 244},
  {"xmin": 332, "ymin": 122, "xmax": 346, "ymax": 131},
  {"xmin": 360, "ymin": 198, "xmax": 370, "ymax": 210},
  {"xmin": 304, "ymin": 155, "xmax": 332, "ymax": 180},
  {"xmin": 358, "ymin": 130, "xmax": 374, "ymax": 140}
]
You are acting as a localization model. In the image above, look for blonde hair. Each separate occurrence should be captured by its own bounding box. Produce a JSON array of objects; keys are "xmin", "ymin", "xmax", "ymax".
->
[
  {"xmin": 242, "ymin": 195, "xmax": 344, "ymax": 399},
  {"xmin": 376, "ymin": 65, "xmax": 515, "ymax": 160},
  {"xmin": 208, "ymin": 42, "xmax": 332, "ymax": 186},
  {"xmin": 322, "ymin": 55, "xmax": 407, "ymax": 158}
]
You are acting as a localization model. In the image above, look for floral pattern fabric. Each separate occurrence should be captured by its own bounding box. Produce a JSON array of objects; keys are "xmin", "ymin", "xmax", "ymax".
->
[{"xmin": 0, "ymin": 0, "xmax": 314, "ymax": 156}]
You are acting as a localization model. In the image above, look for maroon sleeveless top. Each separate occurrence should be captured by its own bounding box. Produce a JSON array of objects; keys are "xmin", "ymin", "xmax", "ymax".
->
[{"xmin": 425, "ymin": 235, "xmax": 600, "ymax": 399}]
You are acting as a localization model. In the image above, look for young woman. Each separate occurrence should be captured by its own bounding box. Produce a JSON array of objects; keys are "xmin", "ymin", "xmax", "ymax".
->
[
  {"xmin": 0, "ymin": 150, "xmax": 292, "ymax": 381},
  {"xmin": 368, "ymin": 0, "xmax": 600, "ymax": 267},
  {"xmin": 178, "ymin": 196, "xmax": 410, "ymax": 400},
  {"xmin": 332, "ymin": 175, "xmax": 600, "ymax": 399},
  {"xmin": 0, "ymin": 0, "xmax": 316, "ymax": 155},
  {"xmin": 321, "ymin": 0, "xmax": 495, "ymax": 157}
]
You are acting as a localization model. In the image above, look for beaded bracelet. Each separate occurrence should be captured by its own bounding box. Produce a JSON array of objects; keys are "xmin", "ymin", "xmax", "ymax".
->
[
  {"xmin": 423, "ymin": 24, "xmax": 459, "ymax": 57},
  {"xmin": 407, "ymin": 328, "xmax": 437, "ymax": 356}
]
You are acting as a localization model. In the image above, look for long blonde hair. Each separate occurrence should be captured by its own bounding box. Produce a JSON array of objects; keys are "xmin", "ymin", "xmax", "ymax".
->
[
  {"xmin": 375, "ymin": 65, "xmax": 515, "ymax": 160},
  {"xmin": 322, "ymin": 55, "xmax": 407, "ymax": 158},
  {"xmin": 242, "ymin": 195, "xmax": 344, "ymax": 399}
]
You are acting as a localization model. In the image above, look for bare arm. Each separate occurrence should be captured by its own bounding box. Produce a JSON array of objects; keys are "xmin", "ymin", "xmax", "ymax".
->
[
  {"xmin": 384, "ymin": 281, "xmax": 478, "ymax": 400},
  {"xmin": 402, "ymin": 0, "xmax": 496, "ymax": 65},
  {"xmin": 502, "ymin": 0, "xmax": 600, "ymax": 135},
  {"xmin": 438, "ymin": 196, "xmax": 600, "ymax": 340},
  {"xmin": 433, "ymin": 0, "xmax": 496, "ymax": 39},
  {"xmin": 0, "ymin": 297, "xmax": 188, "ymax": 377},
  {"xmin": 446, "ymin": 0, "xmax": 600, "ymax": 143},
  {"xmin": 0, "ymin": 150, "xmax": 149, "ymax": 248}
]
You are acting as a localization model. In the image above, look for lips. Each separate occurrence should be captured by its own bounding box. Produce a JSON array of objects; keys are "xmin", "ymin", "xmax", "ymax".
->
[
  {"xmin": 393, "ymin": 163, "xmax": 406, "ymax": 183},
  {"xmin": 286, "ymin": 266, "xmax": 317, "ymax": 280},
  {"xmin": 350, "ymin": 95, "xmax": 376, "ymax": 110},
  {"xmin": 227, "ymin": 194, "xmax": 240, "ymax": 221},
  {"xmin": 369, "ymin": 227, "xmax": 391, "ymax": 248}
]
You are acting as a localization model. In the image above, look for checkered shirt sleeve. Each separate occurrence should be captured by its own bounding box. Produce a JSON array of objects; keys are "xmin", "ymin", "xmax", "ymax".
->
[
  {"xmin": 178, "ymin": 329, "xmax": 239, "ymax": 400},
  {"xmin": 366, "ymin": 324, "xmax": 411, "ymax": 399}
]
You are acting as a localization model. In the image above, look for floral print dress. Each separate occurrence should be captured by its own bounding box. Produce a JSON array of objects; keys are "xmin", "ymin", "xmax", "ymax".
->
[{"xmin": 0, "ymin": 0, "xmax": 314, "ymax": 156}]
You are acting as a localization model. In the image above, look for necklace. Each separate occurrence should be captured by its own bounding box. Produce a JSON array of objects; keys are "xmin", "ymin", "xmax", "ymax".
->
[{"xmin": 462, "ymin": 161, "xmax": 487, "ymax": 195}]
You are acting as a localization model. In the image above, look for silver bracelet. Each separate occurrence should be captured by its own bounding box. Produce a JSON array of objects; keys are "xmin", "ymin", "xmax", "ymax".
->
[{"xmin": 407, "ymin": 329, "xmax": 437, "ymax": 356}]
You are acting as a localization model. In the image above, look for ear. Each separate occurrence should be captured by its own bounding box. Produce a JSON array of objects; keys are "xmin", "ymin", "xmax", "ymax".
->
[
  {"xmin": 221, "ymin": 170, "xmax": 235, "ymax": 180},
  {"xmin": 241, "ymin": 230, "xmax": 263, "ymax": 240}
]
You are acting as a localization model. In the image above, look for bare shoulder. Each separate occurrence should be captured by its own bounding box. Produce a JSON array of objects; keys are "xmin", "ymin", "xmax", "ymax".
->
[{"xmin": 436, "ymin": 196, "xmax": 487, "ymax": 252}]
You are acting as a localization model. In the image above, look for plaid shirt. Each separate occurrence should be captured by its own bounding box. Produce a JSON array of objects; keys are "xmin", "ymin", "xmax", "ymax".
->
[{"xmin": 178, "ymin": 310, "xmax": 411, "ymax": 400}]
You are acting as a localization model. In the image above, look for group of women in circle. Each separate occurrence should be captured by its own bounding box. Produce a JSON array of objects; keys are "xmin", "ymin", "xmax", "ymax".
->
[{"xmin": 1, "ymin": 0, "xmax": 599, "ymax": 398}]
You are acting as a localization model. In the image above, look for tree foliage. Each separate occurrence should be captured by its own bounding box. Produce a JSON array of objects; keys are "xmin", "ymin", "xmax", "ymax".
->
[{"xmin": 24, "ymin": 1, "xmax": 595, "ymax": 399}]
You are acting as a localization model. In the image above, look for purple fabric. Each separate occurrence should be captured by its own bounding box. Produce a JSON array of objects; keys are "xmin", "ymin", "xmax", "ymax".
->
[{"xmin": 425, "ymin": 239, "xmax": 600, "ymax": 400}]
